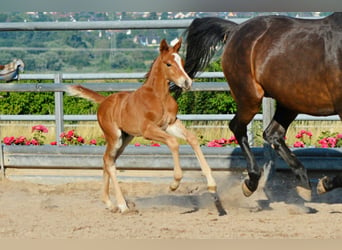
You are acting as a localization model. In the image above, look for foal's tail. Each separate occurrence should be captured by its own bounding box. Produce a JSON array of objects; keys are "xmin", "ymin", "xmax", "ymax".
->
[
  {"xmin": 67, "ymin": 85, "xmax": 105, "ymax": 103},
  {"xmin": 184, "ymin": 17, "xmax": 238, "ymax": 78}
]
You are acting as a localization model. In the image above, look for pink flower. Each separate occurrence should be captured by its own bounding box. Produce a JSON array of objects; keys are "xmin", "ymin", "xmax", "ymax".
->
[
  {"xmin": 216, "ymin": 138, "xmax": 228, "ymax": 144},
  {"xmin": 32, "ymin": 125, "xmax": 48, "ymax": 133},
  {"xmin": 207, "ymin": 141, "xmax": 223, "ymax": 147},
  {"xmin": 66, "ymin": 130, "xmax": 74, "ymax": 139},
  {"xmin": 293, "ymin": 141, "xmax": 305, "ymax": 148},
  {"xmin": 89, "ymin": 139, "xmax": 97, "ymax": 145},
  {"xmin": 305, "ymin": 131, "xmax": 313, "ymax": 137},
  {"xmin": 295, "ymin": 133, "xmax": 303, "ymax": 139},
  {"xmin": 14, "ymin": 136, "xmax": 27, "ymax": 145},
  {"xmin": 3, "ymin": 136, "xmax": 15, "ymax": 145},
  {"xmin": 150, "ymin": 142, "xmax": 160, "ymax": 147},
  {"xmin": 327, "ymin": 137, "xmax": 337, "ymax": 147},
  {"xmin": 228, "ymin": 135, "xmax": 238, "ymax": 144},
  {"xmin": 77, "ymin": 136, "xmax": 85, "ymax": 143},
  {"xmin": 29, "ymin": 139, "xmax": 39, "ymax": 145},
  {"xmin": 134, "ymin": 142, "xmax": 141, "ymax": 147}
]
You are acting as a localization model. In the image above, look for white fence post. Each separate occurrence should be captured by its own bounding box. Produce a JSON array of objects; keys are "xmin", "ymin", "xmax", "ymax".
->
[
  {"xmin": 54, "ymin": 73, "xmax": 64, "ymax": 144},
  {"xmin": 262, "ymin": 97, "xmax": 277, "ymax": 183}
]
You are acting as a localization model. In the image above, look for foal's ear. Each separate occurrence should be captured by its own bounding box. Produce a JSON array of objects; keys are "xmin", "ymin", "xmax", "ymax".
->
[
  {"xmin": 159, "ymin": 39, "xmax": 169, "ymax": 53},
  {"xmin": 173, "ymin": 38, "xmax": 182, "ymax": 52}
]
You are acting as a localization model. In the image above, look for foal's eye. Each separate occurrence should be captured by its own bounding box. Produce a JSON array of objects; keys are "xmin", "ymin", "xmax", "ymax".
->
[{"xmin": 166, "ymin": 63, "xmax": 172, "ymax": 67}]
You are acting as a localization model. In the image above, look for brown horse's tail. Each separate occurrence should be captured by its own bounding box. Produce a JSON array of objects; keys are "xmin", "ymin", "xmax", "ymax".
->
[
  {"xmin": 67, "ymin": 85, "xmax": 105, "ymax": 103},
  {"xmin": 184, "ymin": 17, "xmax": 238, "ymax": 78},
  {"xmin": 170, "ymin": 17, "xmax": 238, "ymax": 99}
]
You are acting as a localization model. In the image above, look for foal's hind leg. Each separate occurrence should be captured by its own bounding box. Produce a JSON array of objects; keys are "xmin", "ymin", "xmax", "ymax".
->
[
  {"xmin": 263, "ymin": 106, "xmax": 312, "ymax": 201},
  {"xmin": 102, "ymin": 130, "xmax": 134, "ymax": 213},
  {"xmin": 166, "ymin": 119, "xmax": 217, "ymax": 192}
]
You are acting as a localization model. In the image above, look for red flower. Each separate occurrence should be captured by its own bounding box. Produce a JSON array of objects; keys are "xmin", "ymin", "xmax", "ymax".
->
[
  {"xmin": 305, "ymin": 131, "xmax": 313, "ymax": 137},
  {"xmin": 228, "ymin": 135, "xmax": 238, "ymax": 144},
  {"xmin": 50, "ymin": 141, "xmax": 57, "ymax": 145},
  {"xmin": 66, "ymin": 130, "xmax": 74, "ymax": 139},
  {"xmin": 14, "ymin": 136, "xmax": 27, "ymax": 145},
  {"xmin": 134, "ymin": 142, "xmax": 141, "ymax": 147},
  {"xmin": 216, "ymin": 138, "xmax": 228, "ymax": 144},
  {"xmin": 150, "ymin": 141, "xmax": 160, "ymax": 147},
  {"xmin": 293, "ymin": 141, "xmax": 305, "ymax": 148},
  {"xmin": 295, "ymin": 133, "xmax": 303, "ymax": 139},
  {"xmin": 77, "ymin": 136, "xmax": 85, "ymax": 143},
  {"xmin": 32, "ymin": 125, "xmax": 48, "ymax": 133},
  {"xmin": 207, "ymin": 141, "xmax": 223, "ymax": 147},
  {"xmin": 29, "ymin": 139, "xmax": 39, "ymax": 145},
  {"xmin": 89, "ymin": 139, "xmax": 97, "ymax": 145},
  {"xmin": 3, "ymin": 136, "xmax": 15, "ymax": 145}
]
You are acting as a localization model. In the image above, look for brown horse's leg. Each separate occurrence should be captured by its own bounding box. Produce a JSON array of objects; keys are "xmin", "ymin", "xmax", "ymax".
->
[
  {"xmin": 263, "ymin": 105, "xmax": 312, "ymax": 201},
  {"xmin": 166, "ymin": 119, "xmax": 217, "ymax": 192},
  {"xmin": 229, "ymin": 112, "xmax": 262, "ymax": 197},
  {"xmin": 317, "ymin": 174, "xmax": 342, "ymax": 194},
  {"xmin": 318, "ymin": 112, "xmax": 342, "ymax": 194},
  {"xmin": 142, "ymin": 124, "xmax": 183, "ymax": 191}
]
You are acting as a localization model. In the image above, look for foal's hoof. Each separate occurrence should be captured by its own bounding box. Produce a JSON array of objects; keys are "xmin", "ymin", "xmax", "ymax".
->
[
  {"xmin": 170, "ymin": 181, "xmax": 180, "ymax": 191},
  {"xmin": 207, "ymin": 186, "xmax": 217, "ymax": 193},
  {"xmin": 242, "ymin": 180, "xmax": 254, "ymax": 197},
  {"xmin": 113, "ymin": 201, "xmax": 139, "ymax": 215},
  {"xmin": 317, "ymin": 177, "xmax": 328, "ymax": 195},
  {"xmin": 296, "ymin": 186, "xmax": 312, "ymax": 201},
  {"xmin": 121, "ymin": 208, "xmax": 139, "ymax": 215}
]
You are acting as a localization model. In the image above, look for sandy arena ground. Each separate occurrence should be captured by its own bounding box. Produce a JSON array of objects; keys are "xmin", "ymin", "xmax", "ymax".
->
[{"xmin": 0, "ymin": 170, "xmax": 342, "ymax": 239}]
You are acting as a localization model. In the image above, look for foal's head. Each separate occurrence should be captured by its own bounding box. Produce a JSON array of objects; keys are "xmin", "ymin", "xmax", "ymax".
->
[{"xmin": 158, "ymin": 38, "xmax": 192, "ymax": 90}]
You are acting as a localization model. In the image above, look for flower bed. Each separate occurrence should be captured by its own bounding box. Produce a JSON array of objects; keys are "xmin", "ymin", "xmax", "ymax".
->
[{"xmin": 2, "ymin": 125, "xmax": 342, "ymax": 149}]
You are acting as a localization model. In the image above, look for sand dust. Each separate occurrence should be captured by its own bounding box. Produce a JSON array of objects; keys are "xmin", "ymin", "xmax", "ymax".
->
[{"xmin": 0, "ymin": 171, "xmax": 342, "ymax": 239}]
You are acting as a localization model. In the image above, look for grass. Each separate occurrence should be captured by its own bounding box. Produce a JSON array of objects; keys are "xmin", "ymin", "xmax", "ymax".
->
[{"xmin": 1, "ymin": 120, "xmax": 342, "ymax": 147}]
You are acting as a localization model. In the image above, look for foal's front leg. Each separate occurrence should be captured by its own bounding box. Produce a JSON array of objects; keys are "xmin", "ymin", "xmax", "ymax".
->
[
  {"xmin": 166, "ymin": 119, "xmax": 217, "ymax": 192},
  {"xmin": 142, "ymin": 124, "xmax": 183, "ymax": 190}
]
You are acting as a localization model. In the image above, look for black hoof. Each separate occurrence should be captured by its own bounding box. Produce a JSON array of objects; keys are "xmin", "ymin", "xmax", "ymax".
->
[{"xmin": 242, "ymin": 179, "xmax": 257, "ymax": 197}]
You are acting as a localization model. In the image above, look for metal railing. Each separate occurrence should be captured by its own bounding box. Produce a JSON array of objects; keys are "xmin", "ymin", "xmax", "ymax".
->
[
  {"xmin": 1, "ymin": 17, "xmax": 341, "ymax": 180},
  {"xmin": 2, "ymin": 18, "xmax": 338, "ymax": 143}
]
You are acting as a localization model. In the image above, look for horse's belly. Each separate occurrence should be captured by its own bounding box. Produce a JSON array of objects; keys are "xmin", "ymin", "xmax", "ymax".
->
[{"xmin": 271, "ymin": 91, "xmax": 336, "ymax": 116}]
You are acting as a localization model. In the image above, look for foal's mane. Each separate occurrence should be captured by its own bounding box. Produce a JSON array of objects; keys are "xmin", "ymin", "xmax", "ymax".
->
[
  {"xmin": 143, "ymin": 54, "xmax": 164, "ymax": 85},
  {"xmin": 144, "ymin": 58, "xmax": 156, "ymax": 81}
]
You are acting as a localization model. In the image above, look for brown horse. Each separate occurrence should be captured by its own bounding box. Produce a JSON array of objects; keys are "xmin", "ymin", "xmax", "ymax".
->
[
  {"xmin": 182, "ymin": 13, "xmax": 342, "ymax": 201},
  {"xmin": 67, "ymin": 38, "xmax": 219, "ymax": 214}
]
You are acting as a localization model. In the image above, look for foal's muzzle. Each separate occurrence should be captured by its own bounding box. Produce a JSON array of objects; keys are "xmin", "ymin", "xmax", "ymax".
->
[{"xmin": 180, "ymin": 78, "xmax": 192, "ymax": 91}]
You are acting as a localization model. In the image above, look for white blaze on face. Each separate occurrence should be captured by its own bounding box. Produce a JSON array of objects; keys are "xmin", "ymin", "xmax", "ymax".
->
[{"xmin": 172, "ymin": 53, "xmax": 192, "ymax": 88}]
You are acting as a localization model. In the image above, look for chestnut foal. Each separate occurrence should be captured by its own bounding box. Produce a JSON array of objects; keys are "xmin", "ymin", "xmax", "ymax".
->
[{"xmin": 68, "ymin": 39, "xmax": 218, "ymax": 214}]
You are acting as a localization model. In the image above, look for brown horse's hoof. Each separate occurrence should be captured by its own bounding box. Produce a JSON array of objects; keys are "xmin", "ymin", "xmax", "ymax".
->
[
  {"xmin": 296, "ymin": 186, "xmax": 312, "ymax": 201},
  {"xmin": 317, "ymin": 177, "xmax": 328, "ymax": 195},
  {"xmin": 242, "ymin": 181, "xmax": 254, "ymax": 197}
]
